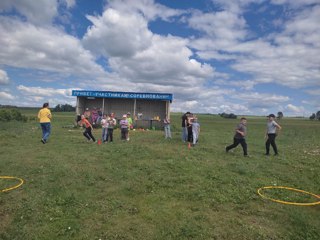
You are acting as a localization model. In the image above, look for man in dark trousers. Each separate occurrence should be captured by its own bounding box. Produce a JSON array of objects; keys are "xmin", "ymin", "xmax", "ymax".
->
[
  {"xmin": 226, "ymin": 117, "xmax": 248, "ymax": 157},
  {"xmin": 181, "ymin": 112, "xmax": 190, "ymax": 142},
  {"xmin": 265, "ymin": 114, "xmax": 282, "ymax": 156}
]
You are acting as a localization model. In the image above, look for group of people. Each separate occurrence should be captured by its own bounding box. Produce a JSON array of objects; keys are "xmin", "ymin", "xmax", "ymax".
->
[
  {"xmin": 181, "ymin": 112, "xmax": 201, "ymax": 147},
  {"xmin": 83, "ymin": 107, "xmax": 103, "ymax": 125},
  {"xmin": 225, "ymin": 114, "xmax": 282, "ymax": 157},
  {"xmin": 37, "ymin": 103, "xmax": 281, "ymax": 155},
  {"xmin": 79, "ymin": 112, "xmax": 134, "ymax": 143}
]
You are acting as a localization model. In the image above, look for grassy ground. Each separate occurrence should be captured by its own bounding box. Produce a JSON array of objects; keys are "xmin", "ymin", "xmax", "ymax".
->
[{"xmin": 0, "ymin": 110, "xmax": 319, "ymax": 240}]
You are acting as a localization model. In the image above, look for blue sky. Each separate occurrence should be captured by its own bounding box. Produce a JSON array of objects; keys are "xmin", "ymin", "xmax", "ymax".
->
[{"xmin": 0, "ymin": 0, "xmax": 319, "ymax": 116}]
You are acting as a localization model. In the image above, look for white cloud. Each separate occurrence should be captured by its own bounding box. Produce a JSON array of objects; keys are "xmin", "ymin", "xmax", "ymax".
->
[
  {"xmin": 83, "ymin": 6, "xmax": 214, "ymax": 87},
  {"xmin": 188, "ymin": 10, "xmax": 248, "ymax": 45},
  {"xmin": 213, "ymin": 0, "xmax": 265, "ymax": 14},
  {"xmin": 218, "ymin": 103, "xmax": 249, "ymax": 114},
  {"xmin": 216, "ymin": 79, "xmax": 256, "ymax": 90},
  {"xmin": 278, "ymin": 5, "xmax": 320, "ymax": 47},
  {"xmin": 232, "ymin": 6, "xmax": 320, "ymax": 88},
  {"xmin": 0, "ymin": 0, "xmax": 58, "ymax": 25},
  {"xmin": 63, "ymin": 0, "xmax": 76, "ymax": 9},
  {"xmin": 17, "ymin": 85, "xmax": 73, "ymax": 97},
  {"xmin": 106, "ymin": 0, "xmax": 185, "ymax": 21},
  {"xmin": 185, "ymin": 100, "xmax": 198, "ymax": 109},
  {"xmin": 169, "ymin": 86, "xmax": 248, "ymax": 114},
  {"xmin": 196, "ymin": 50, "xmax": 238, "ymax": 61},
  {"xmin": 83, "ymin": 8, "xmax": 153, "ymax": 58},
  {"xmin": 16, "ymin": 85, "xmax": 77, "ymax": 107},
  {"xmin": 189, "ymin": 4, "xmax": 320, "ymax": 89},
  {"xmin": 285, "ymin": 103, "xmax": 305, "ymax": 115},
  {"xmin": 305, "ymin": 89, "xmax": 320, "ymax": 96},
  {"xmin": 0, "ymin": 17, "xmax": 105, "ymax": 77},
  {"xmin": 271, "ymin": 0, "xmax": 320, "ymax": 8},
  {"xmin": 234, "ymin": 92, "xmax": 290, "ymax": 103},
  {"xmin": 0, "ymin": 69, "xmax": 10, "ymax": 85},
  {"xmin": 0, "ymin": 91, "xmax": 15, "ymax": 100},
  {"xmin": 232, "ymin": 92, "xmax": 290, "ymax": 110},
  {"xmin": 108, "ymin": 34, "xmax": 213, "ymax": 86}
]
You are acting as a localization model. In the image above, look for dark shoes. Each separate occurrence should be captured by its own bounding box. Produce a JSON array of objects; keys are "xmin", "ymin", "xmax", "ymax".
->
[{"xmin": 41, "ymin": 139, "xmax": 46, "ymax": 144}]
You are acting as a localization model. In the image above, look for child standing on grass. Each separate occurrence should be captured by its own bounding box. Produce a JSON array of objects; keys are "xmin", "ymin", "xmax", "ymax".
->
[
  {"xmin": 163, "ymin": 114, "xmax": 172, "ymax": 139},
  {"xmin": 119, "ymin": 114, "xmax": 129, "ymax": 141},
  {"xmin": 181, "ymin": 112, "xmax": 190, "ymax": 142},
  {"xmin": 107, "ymin": 113, "xmax": 116, "ymax": 142},
  {"xmin": 126, "ymin": 112, "xmax": 133, "ymax": 140},
  {"xmin": 187, "ymin": 113, "xmax": 194, "ymax": 144},
  {"xmin": 192, "ymin": 117, "xmax": 200, "ymax": 146},
  {"xmin": 80, "ymin": 115, "xmax": 96, "ymax": 142},
  {"xmin": 226, "ymin": 117, "xmax": 248, "ymax": 157},
  {"xmin": 100, "ymin": 114, "xmax": 108, "ymax": 143},
  {"xmin": 265, "ymin": 114, "xmax": 282, "ymax": 156}
]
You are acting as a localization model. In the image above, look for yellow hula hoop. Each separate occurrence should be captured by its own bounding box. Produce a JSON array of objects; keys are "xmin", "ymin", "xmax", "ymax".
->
[
  {"xmin": 0, "ymin": 176, "xmax": 24, "ymax": 193},
  {"xmin": 257, "ymin": 186, "xmax": 320, "ymax": 206}
]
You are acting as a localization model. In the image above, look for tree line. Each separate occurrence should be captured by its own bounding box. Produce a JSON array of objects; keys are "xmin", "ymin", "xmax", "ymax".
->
[
  {"xmin": 309, "ymin": 111, "xmax": 320, "ymax": 120},
  {"xmin": 52, "ymin": 104, "xmax": 75, "ymax": 112}
]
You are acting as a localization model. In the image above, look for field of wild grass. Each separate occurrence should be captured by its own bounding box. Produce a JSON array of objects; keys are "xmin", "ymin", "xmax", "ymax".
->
[{"xmin": 0, "ymin": 109, "xmax": 319, "ymax": 240}]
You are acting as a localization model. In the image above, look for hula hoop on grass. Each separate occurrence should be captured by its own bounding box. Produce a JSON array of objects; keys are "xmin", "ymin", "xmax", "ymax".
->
[
  {"xmin": 0, "ymin": 176, "xmax": 24, "ymax": 193},
  {"xmin": 257, "ymin": 186, "xmax": 320, "ymax": 206}
]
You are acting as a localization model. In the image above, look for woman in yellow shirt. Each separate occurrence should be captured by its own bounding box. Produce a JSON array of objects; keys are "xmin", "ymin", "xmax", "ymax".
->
[{"xmin": 38, "ymin": 103, "xmax": 52, "ymax": 144}]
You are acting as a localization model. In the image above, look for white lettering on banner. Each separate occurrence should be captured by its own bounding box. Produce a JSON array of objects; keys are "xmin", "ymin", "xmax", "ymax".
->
[{"xmin": 72, "ymin": 90, "xmax": 172, "ymax": 100}]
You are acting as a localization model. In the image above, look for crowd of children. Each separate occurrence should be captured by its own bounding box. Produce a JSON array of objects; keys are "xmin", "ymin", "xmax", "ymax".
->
[
  {"xmin": 76, "ymin": 109, "xmax": 202, "ymax": 145},
  {"xmin": 72, "ymin": 108, "xmax": 281, "ymax": 157},
  {"xmin": 76, "ymin": 108, "xmax": 198, "ymax": 145},
  {"xmin": 42, "ymin": 105, "xmax": 280, "ymax": 155},
  {"xmin": 78, "ymin": 111, "xmax": 134, "ymax": 143}
]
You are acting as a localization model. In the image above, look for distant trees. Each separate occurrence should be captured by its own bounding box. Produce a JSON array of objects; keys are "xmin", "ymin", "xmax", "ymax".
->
[
  {"xmin": 0, "ymin": 104, "xmax": 18, "ymax": 108},
  {"xmin": 309, "ymin": 111, "xmax": 320, "ymax": 120},
  {"xmin": 219, "ymin": 112, "xmax": 237, "ymax": 119},
  {"xmin": 277, "ymin": 111, "xmax": 283, "ymax": 120},
  {"xmin": 309, "ymin": 113, "xmax": 315, "ymax": 120},
  {"xmin": 0, "ymin": 109, "xmax": 27, "ymax": 122},
  {"xmin": 53, "ymin": 104, "xmax": 75, "ymax": 112}
]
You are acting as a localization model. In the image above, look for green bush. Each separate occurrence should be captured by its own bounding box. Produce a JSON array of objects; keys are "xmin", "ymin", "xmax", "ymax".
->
[
  {"xmin": 0, "ymin": 109, "xmax": 28, "ymax": 122},
  {"xmin": 219, "ymin": 112, "xmax": 237, "ymax": 119},
  {"xmin": 28, "ymin": 116, "xmax": 37, "ymax": 121}
]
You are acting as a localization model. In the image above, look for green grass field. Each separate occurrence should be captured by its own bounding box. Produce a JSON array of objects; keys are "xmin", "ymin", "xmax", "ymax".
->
[{"xmin": 1, "ymin": 110, "xmax": 319, "ymax": 240}]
